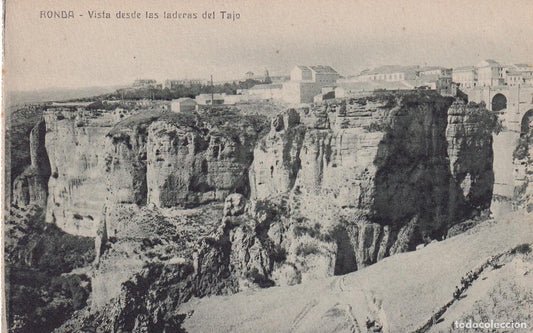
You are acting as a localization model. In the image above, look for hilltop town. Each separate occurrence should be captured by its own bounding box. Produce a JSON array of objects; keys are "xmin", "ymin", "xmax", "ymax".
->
[{"xmin": 118, "ymin": 60, "xmax": 533, "ymax": 106}]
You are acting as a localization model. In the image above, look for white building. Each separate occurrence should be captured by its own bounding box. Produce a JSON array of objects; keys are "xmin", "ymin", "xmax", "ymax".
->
[
  {"xmin": 476, "ymin": 59, "xmax": 504, "ymax": 87},
  {"xmin": 170, "ymin": 98, "xmax": 197, "ymax": 113},
  {"xmin": 195, "ymin": 93, "xmax": 226, "ymax": 105},
  {"xmin": 247, "ymin": 83, "xmax": 283, "ymax": 100},
  {"xmin": 132, "ymin": 79, "xmax": 158, "ymax": 88},
  {"xmin": 452, "ymin": 66, "xmax": 478, "ymax": 88},
  {"xmin": 505, "ymin": 64, "xmax": 533, "ymax": 86},
  {"xmin": 282, "ymin": 65, "xmax": 339, "ymax": 104},
  {"xmin": 223, "ymin": 94, "xmax": 247, "ymax": 105},
  {"xmin": 356, "ymin": 65, "xmax": 419, "ymax": 82}
]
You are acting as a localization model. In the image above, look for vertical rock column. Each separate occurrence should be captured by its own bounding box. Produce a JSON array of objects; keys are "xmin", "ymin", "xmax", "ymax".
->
[{"xmin": 11, "ymin": 119, "xmax": 50, "ymax": 208}]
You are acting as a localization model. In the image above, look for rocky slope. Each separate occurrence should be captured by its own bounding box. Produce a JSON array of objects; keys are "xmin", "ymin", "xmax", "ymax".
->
[
  {"xmin": 178, "ymin": 211, "xmax": 533, "ymax": 333},
  {"xmin": 5, "ymin": 206, "xmax": 95, "ymax": 333}
]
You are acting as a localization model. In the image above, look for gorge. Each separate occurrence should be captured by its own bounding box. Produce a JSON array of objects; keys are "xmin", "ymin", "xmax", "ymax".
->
[{"xmin": 7, "ymin": 90, "xmax": 526, "ymax": 332}]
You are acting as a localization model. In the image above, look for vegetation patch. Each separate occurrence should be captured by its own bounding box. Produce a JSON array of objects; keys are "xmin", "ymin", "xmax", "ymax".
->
[{"xmin": 295, "ymin": 243, "xmax": 321, "ymax": 256}]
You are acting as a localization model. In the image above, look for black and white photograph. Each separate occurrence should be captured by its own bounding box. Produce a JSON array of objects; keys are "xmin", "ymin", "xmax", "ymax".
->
[{"xmin": 3, "ymin": 0, "xmax": 533, "ymax": 332}]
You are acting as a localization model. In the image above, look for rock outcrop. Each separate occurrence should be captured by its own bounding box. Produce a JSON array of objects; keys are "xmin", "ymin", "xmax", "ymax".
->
[
  {"xmin": 12, "ymin": 119, "xmax": 50, "ymax": 208},
  {"xmin": 44, "ymin": 109, "xmax": 115, "ymax": 236},
  {"xmin": 249, "ymin": 92, "xmax": 496, "ymax": 275},
  {"xmin": 41, "ymin": 108, "xmax": 268, "ymax": 237},
  {"xmin": 146, "ymin": 119, "xmax": 256, "ymax": 208},
  {"xmin": 102, "ymin": 111, "xmax": 268, "ymax": 238},
  {"xmin": 513, "ymin": 110, "xmax": 533, "ymax": 212},
  {"xmin": 446, "ymin": 100, "xmax": 495, "ymax": 218}
]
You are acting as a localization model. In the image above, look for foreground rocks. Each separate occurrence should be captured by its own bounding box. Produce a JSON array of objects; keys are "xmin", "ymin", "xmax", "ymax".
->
[
  {"xmin": 5, "ymin": 205, "xmax": 94, "ymax": 333},
  {"xmin": 178, "ymin": 211, "xmax": 533, "ymax": 333}
]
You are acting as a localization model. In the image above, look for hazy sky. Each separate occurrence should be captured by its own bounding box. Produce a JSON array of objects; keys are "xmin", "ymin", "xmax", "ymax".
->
[{"xmin": 5, "ymin": 0, "xmax": 533, "ymax": 91}]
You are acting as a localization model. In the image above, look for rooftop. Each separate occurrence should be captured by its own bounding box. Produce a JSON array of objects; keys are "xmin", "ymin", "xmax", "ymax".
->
[
  {"xmin": 337, "ymin": 80, "xmax": 414, "ymax": 91},
  {"xmin": 309, "ymin": 65, "xmax": 338, "ymax": 74},
  {"xmin": 453, "ymin": 66, "xmax": 476, "ymax": 72},
  {"xmin": 294, "ymin": 65, "xmax": 338, "ymax": 75},
  {"xmin": 196, "ymin": 93, "xmax": 226, "ymax": 100},
  {"xmin": 361, "ymin": 65, "xmax": 419, "ymax": 75},
  {"xmin": 477, "ymin": 59, "xmax": 500, "ymax": 67},
  {"xmin": 419, "ymin": 66, "xmax": 448, "ymax": 72},
  {"xmin": 49, "ymin": 101, "xmax": 96, "ymax": 107}
]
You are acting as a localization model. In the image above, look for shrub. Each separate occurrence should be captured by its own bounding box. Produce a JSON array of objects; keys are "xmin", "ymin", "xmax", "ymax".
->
[
  {"xmin": 295, "ymin": 243, "xmax": 320, "ymax": 256},
  {"xmin": 511, "ymin": 243, "xmax": 531, "ymax": 255},
  {"xmin": 245, "ymin": 268, "xmax": 274, "ymax": 288},
  {"xmin": 513, "ymin": 136, "xmax": 530, "ymax": 160},
  {"xmin": 363, "ymin": 122, "xmax": 390, "ymax": 133}
]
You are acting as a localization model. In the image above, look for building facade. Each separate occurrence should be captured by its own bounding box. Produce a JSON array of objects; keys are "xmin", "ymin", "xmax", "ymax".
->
[
  {"xmin": 133, "ymin": 79, "xmax": 158, "ymax": 88},
  {"xmin": 283, "ymin": 65, "xmax": 339, "ymax": 104},
  {"xmin": 170, "ymin": 98, "xmax": 197, "ymax": 113},
  {"xmin": 505, "ymin": 64, "xmax": 533, "ymax": 86},
  {"xmin": 357, "ymin": 65, "xmax": 419, "ymax": 82},
  {"xmin": 452, "ymin": 66, "xmax": 478, "ymax": 88},
  {"xmin": 247, "ymin": 83, "xmax": 283, "ymax": 100},
  {"xmin": 476, "ymin": 59, "xmax": 503, "ymax": 87},
  {"xmin": 195, "ymin": 93, "xmax": 225, "ymax": 105}
]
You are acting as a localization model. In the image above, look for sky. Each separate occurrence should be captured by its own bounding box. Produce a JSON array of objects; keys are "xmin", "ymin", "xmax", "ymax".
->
[{"xmin": 4, "ymin": 0, "xmax": 533, "ymax": 91}]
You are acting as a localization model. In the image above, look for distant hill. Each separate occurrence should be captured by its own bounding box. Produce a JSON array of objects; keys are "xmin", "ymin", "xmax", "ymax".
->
[{"xmin": 5, "ymin": 85, "xmax": 123, "ymax": 107}]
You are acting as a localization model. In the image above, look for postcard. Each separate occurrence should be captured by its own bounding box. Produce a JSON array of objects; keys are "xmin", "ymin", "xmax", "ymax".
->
[{"xmin": 3, "ymin": 0, "xmax": 533, "ymax": 332}]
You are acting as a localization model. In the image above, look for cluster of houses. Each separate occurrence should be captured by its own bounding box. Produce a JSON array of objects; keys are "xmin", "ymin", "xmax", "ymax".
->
[
  {"xmin": 131, "ymin": 78, "xmax": 207, "ymax": 90},
  {"xmin": 232, "ymin": 60, "xmax": 533, "ymax": 105},
  {"xmin": 135, "ymin": 60, "xmax": 533, "ymax": 113},
  {"xmin": 231, "ymin": 64, "xmax": 453, "ymax": 104},
  {"xmin": 451, "ymin": 60, "xmax": 533, "ymax": 88}
]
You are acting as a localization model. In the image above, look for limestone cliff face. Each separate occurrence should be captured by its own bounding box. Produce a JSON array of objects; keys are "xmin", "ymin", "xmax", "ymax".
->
[
  {"xmin": 513, "ymin": 111, "xmax": 533, "ymax": 212},
  {"xmin": 146, "ymin": 119, "xmax": 256, "ymax": 208},
  {"xmin": 40, "ymin": 93, "xmax": 499, "ymax": 330},
  {"xmin": 40, "ymin": 109, "xmax": 268, "ymax": 238},
  {"xmin": 105, "ymin": 127, "xmax": 148, "ymax": 207},
  {"xmin": 12, "ymin": 119, "xmax": 50, "ymax": 208},
  {"xmin": 249, "ymin": 109, "xmax": 307, "ymax": 200},
  {"xmin": 44, "ymin": 109, "xmax": 114, "ymax": 237},
  {"xmin": 249, "ymin": 93, "xmax": 496, "ymax": 274},
  {"xmin": 446, "ymin": 100, "xmax": 495, "ymax": 218},
  {"xmin": 98, "ymin": 111, "xmax": 268, "ymax": 238}
]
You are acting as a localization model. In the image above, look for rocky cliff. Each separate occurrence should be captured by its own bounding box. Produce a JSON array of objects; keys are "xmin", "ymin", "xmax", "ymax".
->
[
  {"xmin": 84, "ymin": 92, "xmax": 498, "ymax": 325},
  {"xmin": 44, "ymin": 109, "xmax": 115, "ymax": 236},
  {"xmin": 513, "ymin": 110, "xmax": 533, "ymax": 212},
  {"xmin": 40, "ymin": 107, "xmax": 269, "ymax": 238},
  {"xmin": 446, "ymin": 101, "xmax": 496, "ymax": 217},
  {"xmin": 249, "ymin": 93, "xmax": 496, "ymax": 275},
  {"xmin": 101, "ymin": 110, "xmax": 268, "ymax": 237},
  {"xmin": 12, "ymin": 92, "xmax": 502, "ymax": 332}
]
